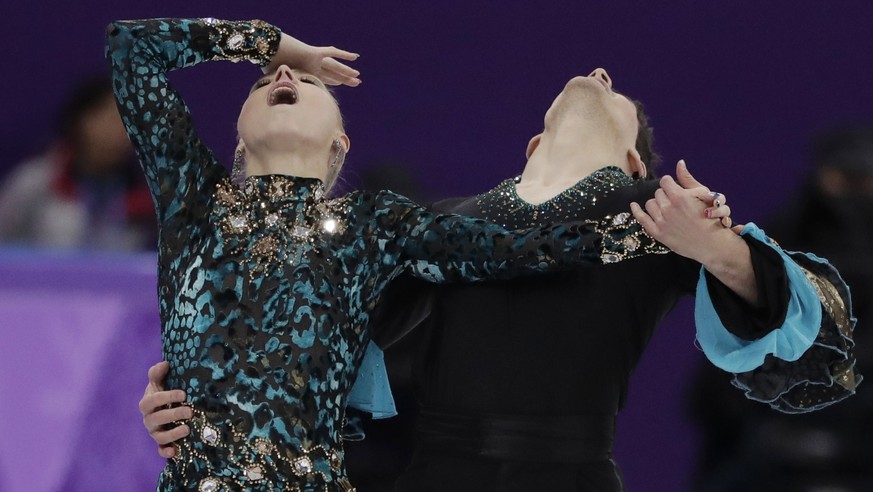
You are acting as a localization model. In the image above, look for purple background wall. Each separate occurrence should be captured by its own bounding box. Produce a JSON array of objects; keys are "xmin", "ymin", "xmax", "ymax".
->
[{"xmin": 3, "ymin": 1, "xmax": 872, "ymax": 491}]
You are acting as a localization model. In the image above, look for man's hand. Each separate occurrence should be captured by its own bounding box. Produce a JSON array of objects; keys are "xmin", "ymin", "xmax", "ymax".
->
[
  {"xmin": 139, "ymin": 361, "xmax": 191, "ymax": 459},
  {"xmin": 631, "ymin": 160, "xmax": 758, "ymax": 305},
  {"xmin": 630, "ymin": 161, "xmax": 740, "ymax": 263},
  {"xmin": 672, "ymin": 159, "xmax": 739, "ymax": 229},
  {"xmin": 265, "ymin": 33, "xmax": 361, "ymax": 87}
]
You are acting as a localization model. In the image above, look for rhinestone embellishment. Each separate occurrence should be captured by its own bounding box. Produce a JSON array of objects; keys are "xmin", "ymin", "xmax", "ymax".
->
[
  {"xmin": 177, "ymin": 405, "xmax": 348, "ymax": 488},
  {"xmin": 199, "ymin": 477, "xmax": 220, "ymax": 492},
  {"xmin": 227, "ymin": 33, "xmax": 245, "ymax": 50},
  {"xmin": 322, "ymin": 218, "xmax": 338, "ymax": 233},
  {"xmin": 245, "ymin": 465, "xmax": 265, "ymax": 481},
  {"xmin": 201, "ymin": 425, "xmax": 219, "ymax": 445},
  {"xmin": 476, "ymin": 167, "xmax": 632, "ymax": 230},
  {"xmin": 253, "ymin": 439, "xmax": 273, "ymax": 454},
  {"xmin": 213, "ymin": 175, "xmax": 349, "ymax": 278},
  {"xmin": 229, "ymin": 216, "xmax": 247, "ymax": 230},
  {"xmin": 612, "ymin": 212, "xmax": 630, "ymax": 225},
  {"xmin": 293, "ymin": 456, "xmax": 314, "ymax": 474},
  {"xmin": 292, "ymin": 226, "xmax": 311, "ymax": 239},
  {"xmin": 622, "ymin": 236, "xmax": 641, "ymax": 251}
]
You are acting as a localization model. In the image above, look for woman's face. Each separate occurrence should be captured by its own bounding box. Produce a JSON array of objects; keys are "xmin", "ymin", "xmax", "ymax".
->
[{"xmin": 237, "ymin": 65, "xmax": 342, "ymax": 156}]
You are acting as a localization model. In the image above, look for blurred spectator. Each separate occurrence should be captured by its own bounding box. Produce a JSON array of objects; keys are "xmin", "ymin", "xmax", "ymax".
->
[
  {"xmin": 0, "ymin": 74, "xmax": 156, "ymax": 250},
  {"xmin": 687, "ymin": 125, "xmax": 873, "ymax": 492}
]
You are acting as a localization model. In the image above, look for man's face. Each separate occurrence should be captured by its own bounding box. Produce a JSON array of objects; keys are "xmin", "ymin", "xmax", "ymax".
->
[{"xmin": 545, "ymin": 68, "xmax": 639, "ymax": 147}]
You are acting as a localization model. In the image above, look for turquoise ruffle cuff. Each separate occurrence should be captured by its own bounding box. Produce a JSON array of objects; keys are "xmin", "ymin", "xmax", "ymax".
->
[{"xmin": 694, "ymin": 223, "xmax": 860, "ymax": 413}]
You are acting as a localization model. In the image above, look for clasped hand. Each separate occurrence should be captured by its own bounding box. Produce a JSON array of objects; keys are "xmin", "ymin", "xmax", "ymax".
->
[{"xmin": 630, "ymin": 160, "xmax": 742, "ymax": 264}]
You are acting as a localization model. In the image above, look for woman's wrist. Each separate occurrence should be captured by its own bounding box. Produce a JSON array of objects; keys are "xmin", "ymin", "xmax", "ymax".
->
[{"xmin": 202, "ymin": 18, "xmax": 281, "ymax": 66}]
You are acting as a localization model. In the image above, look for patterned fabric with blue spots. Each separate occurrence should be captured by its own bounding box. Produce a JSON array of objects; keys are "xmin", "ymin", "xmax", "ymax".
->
[{"xmin": 104, "ymin": 18, "xmax": 632, "ymax": 491}]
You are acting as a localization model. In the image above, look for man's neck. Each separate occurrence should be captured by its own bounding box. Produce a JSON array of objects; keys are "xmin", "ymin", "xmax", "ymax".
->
[{"xmin": 516, "ymin": 133, "xmax": 629, "ymax": 205}]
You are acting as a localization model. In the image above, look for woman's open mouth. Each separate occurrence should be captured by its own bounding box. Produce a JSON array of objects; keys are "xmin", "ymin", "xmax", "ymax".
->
[{"xmin": 269, "ymin": 82, "xmax": 298, "ymax": 105}]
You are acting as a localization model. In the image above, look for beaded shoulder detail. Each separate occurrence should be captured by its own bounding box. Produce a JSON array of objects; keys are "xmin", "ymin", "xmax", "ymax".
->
[
  {"xmin": 475, "ymin": 166, "xmax": 668, "ymax": 262},
  {"xmin": 476, "ymin": 166, "xmax": 633, "ymax": 228}
]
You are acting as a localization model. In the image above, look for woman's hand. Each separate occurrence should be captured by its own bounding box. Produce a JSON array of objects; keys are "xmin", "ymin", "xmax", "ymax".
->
[
  {"xmin": 139, "ymin": 361, "xmax": 191, "ymax": 459},
  {"xmin": 630, "ymin": 160, "xmax": 743, "ymax": 263},
  {"xmin": 672, "ymin": 159, "xmax": 739, "ymax": 230},
  {"xmin": 631, "ymin": 160, "xmax": 758, "ymax": 305},
  {"xmin": 265, "ymin": 33, "xmax": 361, "ymax": 87}
]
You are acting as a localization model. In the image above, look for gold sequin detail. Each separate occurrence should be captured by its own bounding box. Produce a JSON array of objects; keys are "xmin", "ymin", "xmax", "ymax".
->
[
  {"xmin": 202, "ymin": 18, "xmax": 280, "ymax": 66},
  {"xmin": 213, "ymin": 177, "xmax": 349, "ymax": 279},
  {"xmin": 800, "ymin": 266, "xmax": 851, "ymax": 340},
  {"xmin": 170, "ymin": 405, "xmax": 354, "ymax": 491},
  {"xmin": 799, "ymin": 265, "xmax": 858, "ymax": 391},
  {"xmin": 584, "ymin": 212, "xmax": 669, "ymax": 264}
]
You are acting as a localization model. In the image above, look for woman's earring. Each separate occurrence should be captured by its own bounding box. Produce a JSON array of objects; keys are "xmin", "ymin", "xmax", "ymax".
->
[
  {"xmin": 631, "ymin": 171, "xmax": 641, "ymax": 180},
  {"xmin": 330, "ymin": 140, "xmax": 345, "ymax": 169},
  {"xmin": 232, "ymin": 148, "xmax": 245, "ymax": 182}
]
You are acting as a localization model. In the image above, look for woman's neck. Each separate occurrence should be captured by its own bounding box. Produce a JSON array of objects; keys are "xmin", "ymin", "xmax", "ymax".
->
[{"xmin": 244, "ymin": 149, "xmax": 327, "ymax": 181}]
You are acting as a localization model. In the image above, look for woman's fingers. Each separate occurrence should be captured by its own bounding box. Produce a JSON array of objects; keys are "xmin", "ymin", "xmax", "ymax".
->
[
  {"xmin": 704, "ymin": 204, "xmax": 730, "ymax": 219},
  {"xmin": 321, "ymin": 56, "xmax": 361, "ymax": 87},
  {"xmin": 323, "ymin": 57, "xmax": 360, "ymax": 78},
  {"xmin": 326, "ymin": 46, "xmax": 360, "ymax": 62}
]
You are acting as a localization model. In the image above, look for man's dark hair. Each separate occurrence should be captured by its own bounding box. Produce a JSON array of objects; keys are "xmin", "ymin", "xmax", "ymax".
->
[{"xmin": 632, "ymin": 99, "xmax": 661, "ymax": 179}]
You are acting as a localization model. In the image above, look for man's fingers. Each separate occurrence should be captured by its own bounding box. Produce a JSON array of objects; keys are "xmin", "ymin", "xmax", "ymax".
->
[
  {"xmin": 631, "ymin": 202, "xmax": 659, "ymax": 236},
  {"xmin": 675, "ymin": 159, "xmax": 704, "ymax": 189},
  {"xmin": 146, "ymin": 404, "xmax": 193, "ymax": 429},
  {"xmin": 151, "ymin": 424, "xmax": 191, "ymax": 446},
  {"xmin": 658, "ymin": 174, "xmax": 684, "ymax": 197},
  {"xmin": 144, "ymin": 405, "xmax": 193, "ymax": 433},
  {"xmin": 654, "ymin": 188, "xmax": 671, "ymax": 208},
  {"xmin": 139, "ymin": 389, "xmax": 187, "ymax": 415},
  {"xmin": 644, "ymin": 198, "xmax": 665, "ymax": 222},
  {"xmin": 159, "ymin": 445, "xmax": 178, "ymax": 459},
  {"xmin": 147, "ymin": 361, "xmax": 170, "ymax": 387}
]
